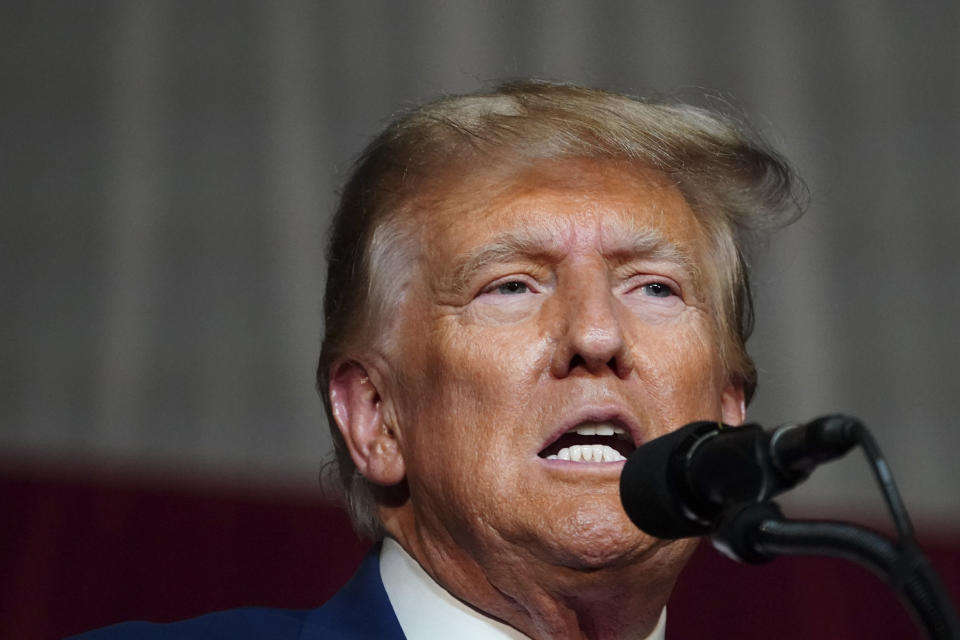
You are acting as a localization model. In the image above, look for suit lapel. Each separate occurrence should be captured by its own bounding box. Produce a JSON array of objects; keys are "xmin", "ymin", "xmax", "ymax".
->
[{"xmin": 300, "ymin": 544, "xmax": 405, "ymax": 639}]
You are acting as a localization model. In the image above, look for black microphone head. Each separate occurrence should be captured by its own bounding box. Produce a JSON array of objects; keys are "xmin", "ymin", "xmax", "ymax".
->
[{"xmin": 619, "ymin": 421, "xmax": 720, "ymax": 539}]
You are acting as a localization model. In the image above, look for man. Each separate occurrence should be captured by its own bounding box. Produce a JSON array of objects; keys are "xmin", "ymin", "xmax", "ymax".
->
[{"xmin": 74, "ymin": 81, "xmax": 801, "ymax": 639}]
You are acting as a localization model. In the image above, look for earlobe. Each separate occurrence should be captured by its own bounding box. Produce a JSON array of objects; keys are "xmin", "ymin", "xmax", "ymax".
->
[
  {"xmin": 720, "ymin": 380, "xmax": 747, "ymax": 426},
  {"xmin": 328, "ymin": 359, "xmax": 406, "ymax": 486}
]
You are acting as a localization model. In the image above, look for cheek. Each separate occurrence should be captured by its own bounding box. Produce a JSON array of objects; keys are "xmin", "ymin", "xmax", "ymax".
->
[
  {"xmin": 437, "ymin": 320, "xmax": 547, "ymax": 390},
  {"xmin": 398, "ymin": 321, "xmax": 546, "ymax": 447},
  {"xmin": 631, "ymin": 320, "xmax": 727, "ymax": 419}
]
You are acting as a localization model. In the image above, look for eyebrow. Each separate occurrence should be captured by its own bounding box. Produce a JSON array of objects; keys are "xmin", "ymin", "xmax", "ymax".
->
[
  {"xmin": 445, "ymin": 229, "xmax": 558, "ymax": 293},
  {"xmin": 602, "ymin": 227, "xmax": 691, "ymax": 266},
  {"xmin": 444, "ymin": 225, "xmax": 699, "ymax": 294}
]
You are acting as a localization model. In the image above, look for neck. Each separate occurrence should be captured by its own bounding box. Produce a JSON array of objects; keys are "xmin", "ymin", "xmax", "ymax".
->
[
  {"xmin": 480, "ymin": 566, "xmax": 672, "ymax": 640},
  {"xmin": 383, "ymin": 511, "xmax": 693, "ymax": 640}
]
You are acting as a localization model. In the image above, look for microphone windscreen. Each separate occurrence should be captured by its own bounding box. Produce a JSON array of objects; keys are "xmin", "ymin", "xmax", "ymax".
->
[{"xmin": 619, "ymin": 421, "xmax": 718, "ymax": 539}]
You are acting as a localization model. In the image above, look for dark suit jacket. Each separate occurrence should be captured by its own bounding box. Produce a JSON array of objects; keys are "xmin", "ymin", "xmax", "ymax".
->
[{"xmin": 69, "ymin": 547, "xmax": 406, "ymax": 639}]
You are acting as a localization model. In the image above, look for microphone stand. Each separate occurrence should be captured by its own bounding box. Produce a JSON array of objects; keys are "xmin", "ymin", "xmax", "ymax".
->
[{"xmin": 712, "ymin": 501, "xmax": 960, "ymax": 640}]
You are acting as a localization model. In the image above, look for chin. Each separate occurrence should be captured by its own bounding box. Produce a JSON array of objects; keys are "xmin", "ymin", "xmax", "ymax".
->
[{"xmin": 540, "ymin": 503, "xmax": 661, "ymax": 570}]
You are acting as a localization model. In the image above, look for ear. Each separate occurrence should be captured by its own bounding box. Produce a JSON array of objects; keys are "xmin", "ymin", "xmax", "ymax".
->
[
  {"xmin": 720, "ymin": 379, "xmax": 747, "ymax": 426},
  {"xmin": 328, "ymin": 359, "xmax": 405, "ymax": 486}
]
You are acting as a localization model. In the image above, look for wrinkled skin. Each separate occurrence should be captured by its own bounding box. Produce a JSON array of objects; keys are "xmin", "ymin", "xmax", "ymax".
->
[{"xmin": 330, "ymin": 158, "xmax": 745, "ymax": 640}]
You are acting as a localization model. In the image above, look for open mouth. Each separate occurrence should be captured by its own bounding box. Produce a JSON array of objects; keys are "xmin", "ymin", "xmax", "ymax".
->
[{"xmin": 538, "ymin": 422, "xmax": 636, "ymax": 462}]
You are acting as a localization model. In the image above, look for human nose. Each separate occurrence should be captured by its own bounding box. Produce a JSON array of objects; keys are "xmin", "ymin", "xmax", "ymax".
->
[{"xmin": 549, "ymin": 271, "xmax": 634, "ymax": 379}]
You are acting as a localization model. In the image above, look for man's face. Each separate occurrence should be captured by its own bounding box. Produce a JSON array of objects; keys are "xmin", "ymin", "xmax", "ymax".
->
[{"xmin": 382, "ymin": 157, "xmax": 743, "ymax": 573}]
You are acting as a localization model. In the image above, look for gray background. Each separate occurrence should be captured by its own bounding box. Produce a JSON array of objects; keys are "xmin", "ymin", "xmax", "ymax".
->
[{"xmin": 3, "ymin": 1, "xmax": 958, "ymax": 525}]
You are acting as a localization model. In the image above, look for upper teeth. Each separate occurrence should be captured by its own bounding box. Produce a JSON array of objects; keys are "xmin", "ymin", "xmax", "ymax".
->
[
  {"xmin": 547, "ymin": 444, "xmax": 625, "ymax": 462},
  {"xmin": 572, "ymin": 424, "xmax": 626, "ymax": 437}
]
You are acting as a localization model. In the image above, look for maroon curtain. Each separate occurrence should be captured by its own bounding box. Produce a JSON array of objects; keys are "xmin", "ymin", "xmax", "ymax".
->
[{"xmin": 3, "ymin": 465, "xmax": 957, "ymax": 640}]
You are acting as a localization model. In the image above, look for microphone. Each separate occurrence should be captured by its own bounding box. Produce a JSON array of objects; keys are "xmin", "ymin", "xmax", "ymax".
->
[{"xmin": 619, "ymin": 415, "xmax": 862, "ymax": 539}]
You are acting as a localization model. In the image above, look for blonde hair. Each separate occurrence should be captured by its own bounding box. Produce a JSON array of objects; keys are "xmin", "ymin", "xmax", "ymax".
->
[{"xmin": 318, "ymin": 80, "xmax": 805, "ymax": 538}]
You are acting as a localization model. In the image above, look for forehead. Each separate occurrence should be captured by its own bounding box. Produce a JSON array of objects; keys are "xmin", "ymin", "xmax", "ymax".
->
[{"xmin": 415, "ymin": 158, "xmax": 706, "ymax": 261}]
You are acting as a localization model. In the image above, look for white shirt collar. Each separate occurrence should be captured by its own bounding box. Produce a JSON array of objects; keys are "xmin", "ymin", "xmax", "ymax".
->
[{"xmin": 379, "ymin": 537, "xmax": 666, "ymax": 640}]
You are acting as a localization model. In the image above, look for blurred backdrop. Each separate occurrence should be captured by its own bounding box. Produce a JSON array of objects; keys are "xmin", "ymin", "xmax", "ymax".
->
[{"xmin": 3, "ymin": 1, "xmax": 959, "ymax": 638}]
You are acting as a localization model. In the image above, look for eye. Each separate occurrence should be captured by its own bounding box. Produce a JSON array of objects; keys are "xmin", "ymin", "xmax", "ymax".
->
[
  {"xmin": 640, "ymin": 282, "xmax": 676, "ymax": 298},
  {"xmin": 476, "ymin": 275, "xmax": 543, "ymax": 303},
  {"xmin": 495, "ymin": 280, "xmax": 530, "ymax": 295}
]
